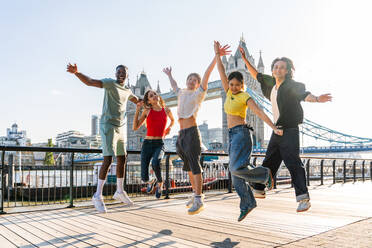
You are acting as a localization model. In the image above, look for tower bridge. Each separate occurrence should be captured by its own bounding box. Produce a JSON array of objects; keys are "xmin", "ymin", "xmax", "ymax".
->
[{"xmin": 124, "ymin": 37, "xmax": 372, "ymax": 154}]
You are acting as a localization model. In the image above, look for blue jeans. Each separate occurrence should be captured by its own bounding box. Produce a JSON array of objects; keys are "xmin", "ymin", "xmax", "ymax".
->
[
  {"xmin": 141, "ymin": 139, "xmax": 164, "ymax": 183},
  {"xmin": 229, "ymin": 125, "xmax": 271, "ymax": 211}
]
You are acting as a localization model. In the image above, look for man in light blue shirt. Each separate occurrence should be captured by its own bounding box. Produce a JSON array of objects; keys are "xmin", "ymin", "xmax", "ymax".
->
[{"xmin": 67, "ymin": 63, "xmax": 140, "ymax": 213}]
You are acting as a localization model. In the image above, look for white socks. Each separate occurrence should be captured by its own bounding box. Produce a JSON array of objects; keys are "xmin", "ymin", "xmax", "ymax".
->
[
  {"xmin": 116, "ymin": 178, "xmax": 124, "ymax": 193},
  {"xmin": 95, "ymin": 179, "xmax": 106, "ymax": 198}
]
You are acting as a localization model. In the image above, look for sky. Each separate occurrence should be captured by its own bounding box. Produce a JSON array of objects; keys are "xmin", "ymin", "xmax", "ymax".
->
[{"xmin": 1, "ymin": 0, "xmax": 372, "ymax": 144}]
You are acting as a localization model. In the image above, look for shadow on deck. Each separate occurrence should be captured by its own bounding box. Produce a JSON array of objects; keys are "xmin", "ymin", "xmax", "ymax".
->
[{"xmin": 0, "ymin": 182, "xmax": 372, "ymax": 248}]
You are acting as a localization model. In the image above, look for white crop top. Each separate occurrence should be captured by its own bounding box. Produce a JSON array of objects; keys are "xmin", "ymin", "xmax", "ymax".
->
[{"xmin": 176, "ymin": 87, "xmax": 206, "ymax": 119}]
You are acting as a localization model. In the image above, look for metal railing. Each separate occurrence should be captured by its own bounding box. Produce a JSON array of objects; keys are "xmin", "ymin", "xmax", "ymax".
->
[{"xmin": 1, "ymin": 145, "xmax": 371, "ymax": 213}]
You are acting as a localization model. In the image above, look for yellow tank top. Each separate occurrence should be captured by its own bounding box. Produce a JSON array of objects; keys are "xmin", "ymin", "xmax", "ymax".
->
[{"xmin": 224, "ymin": 89, "xmax": 251, "ymax": 119}]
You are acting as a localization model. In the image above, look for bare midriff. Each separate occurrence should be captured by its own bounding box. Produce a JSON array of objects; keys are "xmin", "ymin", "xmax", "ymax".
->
[
  {"xmin": 145, "ymin": 136, "xmax": 163, "ymax": 140},
  {"xmin": 179, "ymin": 116, "xmax": 197, "ymax": 130},
  {"xmin": 227, "ymin": 114, "xmax": 246, "ymax": 129}
]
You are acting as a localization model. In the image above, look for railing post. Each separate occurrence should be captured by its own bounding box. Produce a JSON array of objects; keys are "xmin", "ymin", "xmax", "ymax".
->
[
  {"xmin": 353, "ymin": 160, "xmax": 357, "ymax": 183},
  {"xmin": 68, "ymin": 152, "xmax": 74, "ymax": 208},
  {"xmin": 0, "ymin": 149, "xmax": 6, "ymax": 214},
  {"xmin": 370, "ymin": 161, "xmax": 372, "ymax": 182},
  {"xmin": 320, "ymin": 159, "xmax": 324, "ymax": 185},
  {"xmin": 165, "ymin": 154, "xmax": 170, "ymax": 199},
  {"xmin": 362, "ymin": 160, "xmax": 365, "ymax": 182},
  {"xmin": 332, "ymin": 160, "xmax": 336, "ymax": 184},
  {"xmin": 306, "ymin": 159, "xmax": 310, "ymax": 186},
  {"xmin": 227, "ymin": 170, "xmax": 232, "ymax": 193},
  {"xmin": 343, "ymin": 160, "xmax": 347, "ymax": 183}
]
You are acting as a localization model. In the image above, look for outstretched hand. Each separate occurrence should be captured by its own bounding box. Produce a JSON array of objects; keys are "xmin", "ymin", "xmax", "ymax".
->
[
  {"xmin": 162, "ymin": 67, "xmax": 172, "ymax": 77},
  {"xmin": 318, "ymin": 94, "xmax": 332, "ymax": 103},
  {"xmin": 239, "ymin": 46, "xmax": 247, "ymax": 59},
  {"xmin": 67, "ymin": 63, "xmax": 78, "ymax": 74},
  {"xmin": 214, "ymin": 41, "xmax": 231, "ymax": 56},
  {"xmin": 136, "ymin": 101, "xmax": 144, "ymax": 109}
]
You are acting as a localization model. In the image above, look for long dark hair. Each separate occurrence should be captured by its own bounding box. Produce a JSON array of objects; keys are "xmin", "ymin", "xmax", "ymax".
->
[
  {"xmin": 143, "ymin": 90, "xmax": 165, "ymax": 108},
  {"xmin": 271, "ymin": 57, "xmax": 295, "ymax": 79}
]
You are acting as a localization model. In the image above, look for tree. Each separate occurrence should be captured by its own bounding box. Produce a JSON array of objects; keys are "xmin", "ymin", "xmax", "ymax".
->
[{"xmin": 44, "ymin": 138, "xmax": 55, "ymax": 166}]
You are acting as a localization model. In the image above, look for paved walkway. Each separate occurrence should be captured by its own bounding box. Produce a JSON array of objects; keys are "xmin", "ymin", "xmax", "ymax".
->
[{"xmin": 0, "ymin": 182, "xmax": 371, "ymax": 247}]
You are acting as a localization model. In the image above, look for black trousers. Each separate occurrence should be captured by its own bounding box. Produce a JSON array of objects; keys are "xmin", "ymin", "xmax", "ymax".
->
[{"xmin": 251, "ymin": 127, "xmax": 309, "ymax": 201}]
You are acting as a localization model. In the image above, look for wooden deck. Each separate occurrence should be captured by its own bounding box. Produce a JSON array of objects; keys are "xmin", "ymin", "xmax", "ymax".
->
[{"xmin": 0, "ymin": 182, "xmax": 372, "ymax": 247}]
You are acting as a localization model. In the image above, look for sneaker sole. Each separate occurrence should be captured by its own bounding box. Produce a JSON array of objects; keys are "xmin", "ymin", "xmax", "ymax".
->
[
  {"xmin": 296, "ymin": 204, "xmax": 311, "ymax": 212},
  {"xmin": 254, "ymin": 194, "xmax": 266, "ymax": 199},
  {"xmin": 238, "ymin": 208, "xmax": 254, "ymax": 222},
  {"xmin": 92, "ymin": 198, "xmax": 107, "ymax": 213},
  {"xmin": 188, "ymin": 205, "xmax": 205, "ymax": 215}
]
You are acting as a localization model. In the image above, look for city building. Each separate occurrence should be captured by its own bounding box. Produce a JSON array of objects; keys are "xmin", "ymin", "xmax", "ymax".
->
[
  {"xmin": 91, "ymin": 115, "xmax": 100, "ymax": 136},
  {"xmin": 56, "ymin": 130, "xmax": 89, "ymax": 148},
  {"xmin": 0, "ymin": 123, "xmax": 30, "ymax": 146},
  {"xmin": 126, "ymin": 71, "xmax": 155, "ymax": 150}
]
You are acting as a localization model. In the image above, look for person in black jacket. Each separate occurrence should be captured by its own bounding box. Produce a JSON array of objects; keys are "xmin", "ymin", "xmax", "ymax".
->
[{"xmin": 239, "ymin": 47, "xmax": 332, "ymax": 212}]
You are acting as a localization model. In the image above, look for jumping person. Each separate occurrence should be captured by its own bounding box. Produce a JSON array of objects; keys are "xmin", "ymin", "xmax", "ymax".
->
[
  {"xmin": 215, "ymin": 41, "xmax": 283, "ymax": 221},
  {"xmin": 239, "ymin": 47, "xmax": 332, "ymax": 212},
  {"xmin": 162, "ymin": 53, "xmax": 216, "ymax": 215},
  {"xmin": 66, "ymin": 63, "xmax": 140, "ymax": 213},
  {"xmin": 133, "ymin": 89, "xmax": 175, "ymax": 199}
]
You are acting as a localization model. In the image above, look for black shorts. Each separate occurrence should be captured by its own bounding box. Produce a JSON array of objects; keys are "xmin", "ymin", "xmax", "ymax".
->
[{"xmin": 176, "ymin": 126, "xmax": 203, "ymax": 174}]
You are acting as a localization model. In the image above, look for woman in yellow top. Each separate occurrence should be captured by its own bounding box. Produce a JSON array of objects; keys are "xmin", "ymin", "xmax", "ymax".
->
[{"xmin": 214, "ymin": 41, "xmax": 283, "ymax": 222}]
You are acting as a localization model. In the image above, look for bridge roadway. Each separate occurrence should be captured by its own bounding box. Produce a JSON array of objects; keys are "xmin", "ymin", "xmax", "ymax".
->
[{"xmin": 0, "ymin": 181, "xmax": 371, "ymax": 247}]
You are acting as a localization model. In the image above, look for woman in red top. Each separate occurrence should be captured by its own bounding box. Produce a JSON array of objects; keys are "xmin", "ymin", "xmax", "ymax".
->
[{"xmin": 133, "ymin": 90, "xmax": 174, "ymax": 198}]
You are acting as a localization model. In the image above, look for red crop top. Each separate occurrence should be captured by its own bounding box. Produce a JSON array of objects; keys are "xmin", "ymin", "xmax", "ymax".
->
[{"xmin": 146, "ymin": 108, "xmax": 167, "ymax": 137}]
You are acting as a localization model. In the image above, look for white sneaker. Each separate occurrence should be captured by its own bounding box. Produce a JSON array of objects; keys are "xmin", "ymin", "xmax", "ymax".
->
[
  {"xmin": 92, "ymin": 194, "xmax": 107, "ymax": 213},
  {"xmin": 297, "ymin": 199, "xmax": 311, "ymax": 212},
  {"xmin": 188, "ymin": 198, "xmax": 205, "ymax": 215},
  {"xmin": 113, "ymin": 191, "xmax": 134, "ymax": 206},
  {"xmin": 253, "ymin": 189, "xmax": 266, "ymax": 199},
  {"xmin": 186, "ymin": 193, "xmax": 205, "ymax": 208}
]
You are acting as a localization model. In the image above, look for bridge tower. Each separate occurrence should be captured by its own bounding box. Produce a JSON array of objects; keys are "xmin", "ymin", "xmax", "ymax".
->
[
  {"xmin": 221, "ymin": 37, "xmax": 265, "ymax": 150},
  {"xmin": 126, "ymin": 71, "xmax": 152, "ymax": 151}
]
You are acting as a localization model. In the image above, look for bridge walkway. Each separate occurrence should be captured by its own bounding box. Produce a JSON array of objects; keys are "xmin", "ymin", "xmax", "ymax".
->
[{"xmin": 0, "ymin": 182, "xmax": 371, "ymax": 247}]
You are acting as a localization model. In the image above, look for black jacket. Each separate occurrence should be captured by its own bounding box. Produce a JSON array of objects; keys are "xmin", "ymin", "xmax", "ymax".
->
[{"xmin": 257, "ymin": 73, "xmax": 310, "ymax": 128}]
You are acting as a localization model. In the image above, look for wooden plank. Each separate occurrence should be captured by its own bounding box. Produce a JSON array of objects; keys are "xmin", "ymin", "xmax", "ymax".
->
[
  {"xmin": 59, "ymin": 208, "xmax": 207, "ymax": 248},
  {"xmin": 0, "ymin": 218, "xmax": 35, "ymax": 247},
  {"xmin": 28, "ymin": 211, "xmax": 113, "ymax": 247},
  {"xmin": 0, "ymin": 227, "xmax": 18, "ymax": 247}
]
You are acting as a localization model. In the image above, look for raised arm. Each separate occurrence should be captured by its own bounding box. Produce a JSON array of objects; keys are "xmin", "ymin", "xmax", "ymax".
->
[
  {"xmin": 163, "ymin": 67, "xmax": 179, "ymax": 92},
  {"xmin": 66, "ymin": 63, "xmax": 103, "ymax": 88},
  {"xmin": 214, "ymin": 41, "xmax": 231, "ymax": 92},
  {"xmin": 305, "ymin": 93, "xmax": 332, "ymax": 103},
  {"xmin": 239, "ymin": 47, "xmax": 258, "ymax": 80},
  {"xmin": 200, "ymin": 54, "xmax": 217, "ymax": 91},
  {"xmin": 132, "ymin": 102, "xmax": 149, "ymax": 131},
  {"xmin": 247, "ymin": 99, "xmax": 283, "ymax": 136},
  {"xmin": 164, "ymin": 107, "xmax": 175, "ymax": 136}
]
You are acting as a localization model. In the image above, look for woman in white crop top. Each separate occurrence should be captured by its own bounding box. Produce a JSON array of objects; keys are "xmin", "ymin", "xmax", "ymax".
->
[{"xmin": 162, "ymin": 49, "xmax": 218, "ymax": 215}]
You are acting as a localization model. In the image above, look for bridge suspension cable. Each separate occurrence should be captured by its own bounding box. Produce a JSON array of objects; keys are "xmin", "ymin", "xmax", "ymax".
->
[{"xmin": 246, "ymin": 87, "xmax": 372, "ymax": 146}]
